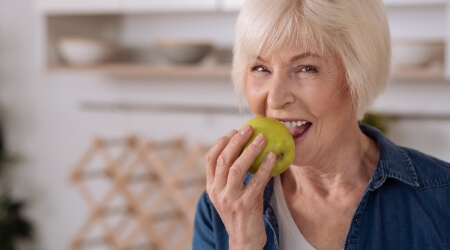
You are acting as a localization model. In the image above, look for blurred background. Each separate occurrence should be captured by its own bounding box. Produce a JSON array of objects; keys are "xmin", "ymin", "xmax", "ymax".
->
[{"xmin": 0, "ymin": 0, "xmax": 449, "ymax": 249}]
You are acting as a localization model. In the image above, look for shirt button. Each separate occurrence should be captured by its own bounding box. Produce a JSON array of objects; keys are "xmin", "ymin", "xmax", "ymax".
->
[{"xmin": 353, "ymin": 217, "xmax": 359, "ymax": 223}]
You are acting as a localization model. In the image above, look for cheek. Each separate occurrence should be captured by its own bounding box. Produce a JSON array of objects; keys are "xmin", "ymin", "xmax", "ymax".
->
[
  {"xmin": 318, "ymin": 83, "xmax": 354, "ymax": 121},
  {"xmin": 245, "ymin": 79, "xmax": 267, "ymax": 116}
]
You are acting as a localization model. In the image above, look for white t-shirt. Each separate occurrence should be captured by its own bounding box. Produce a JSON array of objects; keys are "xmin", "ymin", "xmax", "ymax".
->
[{"xmin": 270, "ymin": 175, "xmax": 316, "ymax": 250}]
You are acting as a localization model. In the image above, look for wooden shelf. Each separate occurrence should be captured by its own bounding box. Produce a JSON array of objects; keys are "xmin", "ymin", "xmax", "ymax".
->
[
  {"xmin": 47, "ymin": 63, "xmax": 232, "ymax": 79},
  {"xmin": 391, "ymin": 67, "xmax": 446, "ymax": 81},
  {"xmin": 47, "ymin": 63, "xmax": 448, "ymax": 82},
  {"xmin": 383, "ymin": 0, "xmax": 447, "ymax": 7}
]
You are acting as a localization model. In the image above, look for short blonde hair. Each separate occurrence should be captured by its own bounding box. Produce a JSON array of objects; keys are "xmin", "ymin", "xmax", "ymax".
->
[{"xmin": 232, "ymin": 0, "xmax": 391, "ymax": 120}]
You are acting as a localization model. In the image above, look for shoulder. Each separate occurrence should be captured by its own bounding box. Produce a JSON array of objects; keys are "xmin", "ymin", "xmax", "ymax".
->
[
  {"xmin": 360, "ymin": 124, "xmax": 450, "ymax": 189},
  {"xmin": 399, "ymin": 146, "xmax": 450, "ymax": 189}
]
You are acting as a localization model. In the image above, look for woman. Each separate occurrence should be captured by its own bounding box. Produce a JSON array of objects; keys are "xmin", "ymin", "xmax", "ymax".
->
[{"xmin": 193, "ymin": 0, "xmax": 450, "ymax": 249}]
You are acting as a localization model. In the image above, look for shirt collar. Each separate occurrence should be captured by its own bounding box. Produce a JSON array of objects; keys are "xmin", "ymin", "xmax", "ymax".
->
[{"xmin": 360, "ymin": 124, "xmax": 420, "ymax": 190}]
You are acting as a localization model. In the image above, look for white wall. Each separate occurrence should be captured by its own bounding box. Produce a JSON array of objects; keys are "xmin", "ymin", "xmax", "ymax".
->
[
  {"xmin": 25, "ymin": 76, "xmax": 252, "ymax": 250},
  {"xmin": 374, "ymin": 82, "xmax": 450, "ymax": 162},
  {"xmin": 0, "ymin": 1, "xmax": 449, "ymax": 250},
  {"xmin": 0, "ymin": 0, "xmax": 40, "ymax": 196},
  {"xmin": 1, "ymin": 1, "xmax": 249, "ymax": 249}
]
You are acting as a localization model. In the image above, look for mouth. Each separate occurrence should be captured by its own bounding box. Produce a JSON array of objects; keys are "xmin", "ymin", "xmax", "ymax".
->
[{"xmin": 279, "ymin": 120, "xmax": 312, "ymax": 143}]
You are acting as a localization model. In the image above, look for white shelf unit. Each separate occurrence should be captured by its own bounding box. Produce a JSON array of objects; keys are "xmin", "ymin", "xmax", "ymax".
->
[
  {"xmin": 35, "ymin": 0, "xmax": 122, "ymax": 15},
  {"xmin": 383, "ymin": 0, "xmax": 448, "ymax": 7},
  {"xmin": 123, "ymin": 0, "xmax": 217, "ymax": 13},
  {"xmin": 38, "ymin": 11, "xmax": 237, "ymax": 79},
  {"xmin": 35, "ymin": 0, "xmax": 218, "ymax": 14},
  {"xmin": 218, "ymin": 0, "xmax": 246, "ymax": 12},
  {"xmin": 36, "ymin": 0, "xmax": 450, "ymax": 82},
  {"xmin": 386, "ymin": 2, "xmax": 448, "ymax": 82}
]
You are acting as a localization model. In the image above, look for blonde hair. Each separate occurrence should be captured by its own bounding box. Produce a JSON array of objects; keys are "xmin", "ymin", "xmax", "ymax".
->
[{"xmin": 232, "ymin": 0, "xmax": 391, "ymax": 120}]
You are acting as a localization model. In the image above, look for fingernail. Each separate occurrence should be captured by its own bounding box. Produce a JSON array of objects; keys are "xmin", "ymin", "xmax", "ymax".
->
[
  {"xmin": 264, "ymin": 152, "xmax": 275, "ymax": 162},
  {"xmin": 253, "ymin": 134, "xmax": 264, "ymax": 145},
  {"xmin": 227, "ymin": 129, "xmax": 237, "ymax": 137},
  {"xmin": 240, "ymin": 124, "xmax": 252, "ymax": 135}
]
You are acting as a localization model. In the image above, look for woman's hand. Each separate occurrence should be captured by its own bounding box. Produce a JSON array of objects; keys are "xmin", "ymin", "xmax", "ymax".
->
[{"xmin": 205, "ymin": 124, "xmax": 276, "ymax": 250}]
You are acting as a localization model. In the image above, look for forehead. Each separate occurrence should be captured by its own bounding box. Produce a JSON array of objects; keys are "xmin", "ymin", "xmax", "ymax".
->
[
  {"xmin": 252, "ymin": 40, "xmax": 337, "ymax": 67},
  {"xmin": 259, "ymin": 40, "xmax": 322, "ymax": 58},
  {"xmin": 246, "ymin": 23, "xmax": 332, "ymax": 63}
]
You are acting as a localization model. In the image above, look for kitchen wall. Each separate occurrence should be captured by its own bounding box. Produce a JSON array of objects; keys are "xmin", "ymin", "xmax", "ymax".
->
[
  {"xmin": 0, "ymin": 0, "xmax": 449, "ymax": 250},
  {"xmin": 0, "ymin": 1, "xmax": 250, "ymax": 250},
  {"xmin": 373, "ymin": 81, "xmax": 450, "ymax": 161}
]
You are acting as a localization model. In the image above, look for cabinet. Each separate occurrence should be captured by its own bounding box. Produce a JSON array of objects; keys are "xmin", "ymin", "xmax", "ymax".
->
[
  {"xmin": 123, "ymin": 0, "xmax": 217, "ymax": 13},
  {"xmin": 386, "ymin": 1, "xmax": 448, "ymax": 81},
  {"xmin": 219, "ymin": 0, "xmax": 246, "ymax": 12},
  {"xmin": 35, "ymin": 0, "xmax": 122, "ymax": 14},
  {"xmin": 36, "ymin": 0, "xmax": 450, "ymax": 81},
  {"xmin": 383, "ymin": 0, "xmax": 447, "ymax": 6},
  {"xmin": 36, "ymin": 0, "xmax": 217, "ymax": 14}
]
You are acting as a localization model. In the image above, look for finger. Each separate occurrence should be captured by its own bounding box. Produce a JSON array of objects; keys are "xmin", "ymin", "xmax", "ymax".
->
[
  {"xmin": 244, "ymin": 152, "xmax": 276, "ymax": 198},
  {"xmin": 205, "ymin": 129, "xmax": 237, "ymax": 186},
  {"xmin": 214, "ymin": 124, "xmax": 253, "ymax": 189},
  {"xmin": 227, "ymin": 133, "xmax": 266, "ymax": 188}
]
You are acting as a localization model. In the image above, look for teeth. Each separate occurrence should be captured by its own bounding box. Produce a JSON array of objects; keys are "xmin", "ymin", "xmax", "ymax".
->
[{"xmin": 281, "ymin": 121, "xmax": 308, "ymax": 127}]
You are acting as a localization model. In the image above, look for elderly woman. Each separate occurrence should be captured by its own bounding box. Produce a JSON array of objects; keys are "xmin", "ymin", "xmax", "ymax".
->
[{"xmin": 193, "ymin": 0, "xmax": 450, "ymax": 249}]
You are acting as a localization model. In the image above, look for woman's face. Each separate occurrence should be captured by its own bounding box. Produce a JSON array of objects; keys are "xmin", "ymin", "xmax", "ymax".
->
[{"xmin": 245, "ymin": 42, "xmax": 357, "ymax": 166}]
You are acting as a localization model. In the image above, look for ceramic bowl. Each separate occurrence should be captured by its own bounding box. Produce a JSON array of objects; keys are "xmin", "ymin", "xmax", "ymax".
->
[
  {"xmin": 392, "ymin": 40, "xmax": 444, "ymax": 69},
  {"xmin": 57, "ymin": 36, "xmax": 116, "ymax": 65},
  {"xmin": 156, "ymin": 40, "xmax": 213, "ymax": 64}
]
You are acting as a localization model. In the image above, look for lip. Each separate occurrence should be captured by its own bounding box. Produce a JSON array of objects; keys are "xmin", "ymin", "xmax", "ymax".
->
[
  {"xmin": 291, "ymin": 123, "xmax": 311, "ymax": 144},
  {"xmin": 273, "ymin": 118, "xmax": 312, "ymax": 144}
]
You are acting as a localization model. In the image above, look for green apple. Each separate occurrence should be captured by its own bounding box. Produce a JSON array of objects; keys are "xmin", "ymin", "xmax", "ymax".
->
[{"xmin": 241, "ymin": 116, "xmax": 295, "ymax": 176}]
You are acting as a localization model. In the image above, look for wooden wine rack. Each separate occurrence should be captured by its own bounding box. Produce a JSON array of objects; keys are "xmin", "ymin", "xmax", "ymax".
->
[{"xmin": 69, "ymin": 136, "xmax": 207, "ymax": 250}]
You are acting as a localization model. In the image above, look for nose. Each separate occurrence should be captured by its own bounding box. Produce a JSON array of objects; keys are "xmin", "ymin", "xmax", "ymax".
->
[{"xmin": 267, "ymin": 73, "xmax": 295, "ymax": 110}]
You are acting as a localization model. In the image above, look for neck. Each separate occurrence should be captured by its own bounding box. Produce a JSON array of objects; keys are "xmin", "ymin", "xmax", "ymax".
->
[{"xmin": 282, "ymin": 124, "xmax": 379, "ymax": 200}]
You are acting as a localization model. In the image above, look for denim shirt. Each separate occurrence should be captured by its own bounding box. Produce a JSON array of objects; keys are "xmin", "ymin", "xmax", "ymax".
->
[{"xmin": 192, "ymin": 125, "xmax": 450, "ymax": 249}]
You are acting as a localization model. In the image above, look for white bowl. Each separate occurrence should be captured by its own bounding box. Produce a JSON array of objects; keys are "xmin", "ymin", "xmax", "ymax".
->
[
  {"xmin": 392, "ymin": 40, "xmax": 444, "ymax": 69},
  {"xmin": 57, "ymin": 36, "xmax": 116, "ymax": 66},
  {"xmin": 156, "ymin": 40, "xmax": 213, "ymax": 64}
]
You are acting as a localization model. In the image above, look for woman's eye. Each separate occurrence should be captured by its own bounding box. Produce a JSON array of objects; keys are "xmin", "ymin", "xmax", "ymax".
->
[
  {"xmin": 300, "ymin": 65, "xmax": 318, "ymax": 73},
  {"xmin": 252, "ymin": 66, "xmax": 270, "ymax": 73}
]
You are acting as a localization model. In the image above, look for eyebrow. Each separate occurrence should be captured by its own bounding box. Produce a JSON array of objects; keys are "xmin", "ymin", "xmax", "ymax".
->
[{"xmin": 256, "ymin": 52, "xmax": 321, "ymax": 62}]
